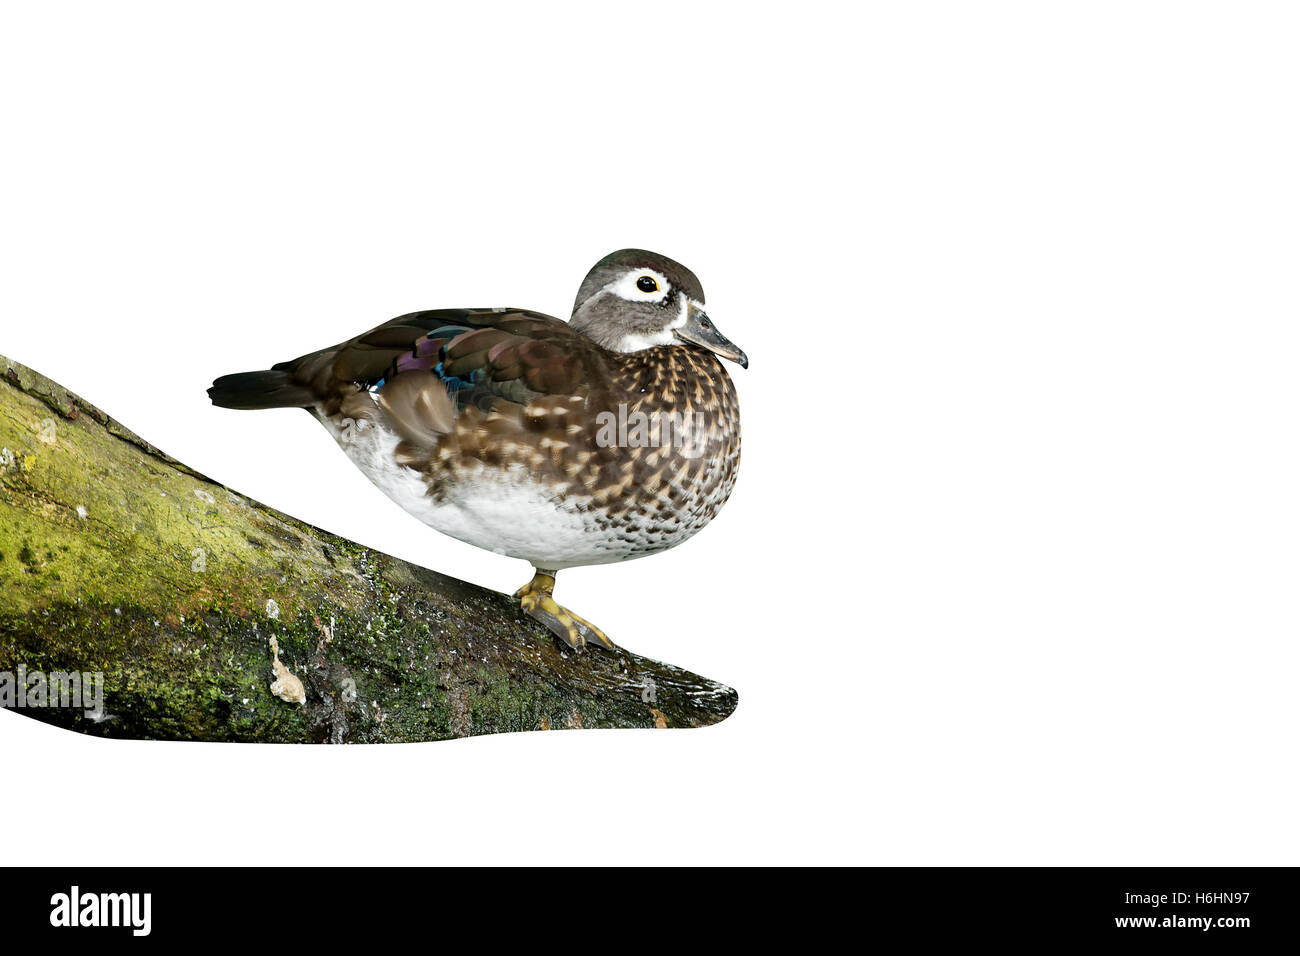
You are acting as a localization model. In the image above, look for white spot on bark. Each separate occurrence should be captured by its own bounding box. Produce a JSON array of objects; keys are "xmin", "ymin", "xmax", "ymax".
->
[{"xmin": 268, "ymin": 635, "xmax": 305, "ymax": 705}]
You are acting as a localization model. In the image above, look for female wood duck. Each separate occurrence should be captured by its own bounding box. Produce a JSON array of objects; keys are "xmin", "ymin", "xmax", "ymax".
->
[{"xmin": 209, "ymin": 250, "xmax": 746, "ymax": 651}]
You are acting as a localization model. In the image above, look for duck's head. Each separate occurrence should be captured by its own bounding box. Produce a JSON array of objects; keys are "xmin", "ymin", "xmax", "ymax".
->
[{"xmin": 569, "ymin": 249, "xmax": 748, "ymax": 369}]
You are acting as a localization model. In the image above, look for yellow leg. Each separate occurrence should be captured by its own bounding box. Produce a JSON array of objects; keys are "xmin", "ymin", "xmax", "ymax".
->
[{"xmin": 514, "ymin": 570, "xmax": 616, "ymax": 651}]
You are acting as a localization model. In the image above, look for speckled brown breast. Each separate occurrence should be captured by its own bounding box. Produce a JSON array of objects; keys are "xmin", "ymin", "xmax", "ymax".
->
[{"xmin": 411, "ymin": 344, "xmax": 741, "ymax": 559}]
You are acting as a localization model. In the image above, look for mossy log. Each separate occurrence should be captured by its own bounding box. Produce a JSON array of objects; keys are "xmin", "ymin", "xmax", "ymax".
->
[{"xmin": 0, "ymin": 355, "xmax": 737, "ymax": 742}]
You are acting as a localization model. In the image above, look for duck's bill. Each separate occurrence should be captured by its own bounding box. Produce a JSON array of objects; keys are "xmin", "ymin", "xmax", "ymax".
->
[{"xmin": 675, "ymin": 307, "xmax": 749, "ymax": 369}]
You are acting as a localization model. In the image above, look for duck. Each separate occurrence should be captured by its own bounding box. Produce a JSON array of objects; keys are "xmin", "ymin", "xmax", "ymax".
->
[{"xmin": 209, "ymin": 249, "xmax": 746, "ymax": 650}]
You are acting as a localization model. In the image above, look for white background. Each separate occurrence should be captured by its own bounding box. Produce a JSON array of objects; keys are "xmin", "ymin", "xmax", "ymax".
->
[{"xmin": 1, "ymin": 2, "xmax": 1297, "ymax": 865}]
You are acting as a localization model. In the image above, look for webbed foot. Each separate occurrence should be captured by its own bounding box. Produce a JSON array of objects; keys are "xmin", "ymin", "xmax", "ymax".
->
[{"xmin": 515, "ymin": 570, "xmax": 617, "ymax": 652}]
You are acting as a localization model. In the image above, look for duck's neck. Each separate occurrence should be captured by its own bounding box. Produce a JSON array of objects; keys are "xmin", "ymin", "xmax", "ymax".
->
[{"xmin": 609, "ymin": 345, "xmax": 736, "ymax": 411}]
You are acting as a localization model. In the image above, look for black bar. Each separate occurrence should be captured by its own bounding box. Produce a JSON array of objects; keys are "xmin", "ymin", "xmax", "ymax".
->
[{"xmin": 2, "ymin": 867, "xmax": 1294, "ymax": 944}]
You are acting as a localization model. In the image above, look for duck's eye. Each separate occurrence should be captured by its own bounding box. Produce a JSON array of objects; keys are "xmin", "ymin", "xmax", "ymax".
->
[{"xmin": 636, "ymin": 275, "xmax": 658, "ymax": 293}]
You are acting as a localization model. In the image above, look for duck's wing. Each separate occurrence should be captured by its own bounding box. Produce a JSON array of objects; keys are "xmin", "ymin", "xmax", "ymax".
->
[{"xmin": 209, "ymin": 308, "xmax": 612, "ymax": 450}]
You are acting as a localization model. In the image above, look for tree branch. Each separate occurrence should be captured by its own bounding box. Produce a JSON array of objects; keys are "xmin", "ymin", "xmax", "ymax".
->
[{"xmin": 0, "ymin": 355, "xmax": 737, "ymax": 742}]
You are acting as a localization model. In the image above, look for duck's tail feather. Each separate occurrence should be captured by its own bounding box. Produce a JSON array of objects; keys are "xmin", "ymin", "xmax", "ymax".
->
[{"xmin": 207, "ymin": 370, "xmax": 316, "ymax": 410}]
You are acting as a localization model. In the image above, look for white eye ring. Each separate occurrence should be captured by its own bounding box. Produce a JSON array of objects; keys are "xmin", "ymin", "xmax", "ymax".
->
[{"xmin": 605, "ymin": 268, "xmax": 670, "ymax": 304}]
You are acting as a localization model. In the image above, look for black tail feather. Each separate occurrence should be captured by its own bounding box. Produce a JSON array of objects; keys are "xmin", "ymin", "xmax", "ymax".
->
[{"xmin": 208, "ymin": 370, "xmax": 315, "ymax": 410}]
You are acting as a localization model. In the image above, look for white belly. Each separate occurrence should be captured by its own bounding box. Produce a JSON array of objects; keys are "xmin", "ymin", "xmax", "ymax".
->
[{"xmin": 312, "ymin": 410, "xmax": 628, "ymax": 569}]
